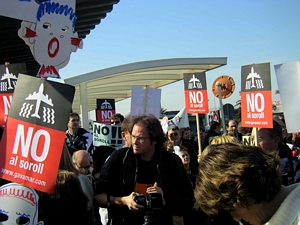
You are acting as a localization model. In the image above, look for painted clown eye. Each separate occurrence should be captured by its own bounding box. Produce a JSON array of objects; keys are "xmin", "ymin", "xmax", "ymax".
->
[
  {"xmin": 42, "ymin": 22, "xmax": 51, "ymax": 29},
  {"xmin": 16, "ymin": 215, "xmax": 30, "ymax": 225},
  {"xmin": 0, "ymin": 212, "xmax": 8, "ymax": 222},
  {"xmin": 61, "ymin": 26, "xmax": 69, "ymax": 32}
]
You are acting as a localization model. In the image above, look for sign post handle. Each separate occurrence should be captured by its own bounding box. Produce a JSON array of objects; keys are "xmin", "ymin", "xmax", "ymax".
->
[
  {"xmin": 143, "ymin": 86, "xmax": 148, "ymax": 114},
  {"xmin": 253, "ymin": 127, "xmax": 258, "ymax": 146},
  {"xmin": 216, "ymin": 82, "xmax": 226, "ymax": 132},
  {"xmin": 196, "ymin": 113, "xmax": 202, "ymax": 154}
]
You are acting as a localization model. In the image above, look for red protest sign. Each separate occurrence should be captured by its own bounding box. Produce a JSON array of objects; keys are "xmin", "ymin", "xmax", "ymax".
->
[
  {"xmin": 0, "ymin": 119, "xmax": 65, "ymax": 192},
  {"xmin": 0, "ymin": 63, "xmax": 26, "ymax": 128},
  {"xmin": 0, "ymin": 93, "xmax": 12, "ymax": 127},
  {"xmin": 96, "ymin": 99, "xmax": 115, "ymax": 125},
  {"xmin": 0, "ymin": 75, "xmax": 75, "ymax": 193},
  {"xmin": 184, "ymin": 73, "xmax": 209, "ymax": 114},
  {"xmin": 96, "ymin": 109, "xmax": 116, "ymax": 125},
  {"xmin": 240, "ymin": 63, "xmax": 273, "ymax": 128}
]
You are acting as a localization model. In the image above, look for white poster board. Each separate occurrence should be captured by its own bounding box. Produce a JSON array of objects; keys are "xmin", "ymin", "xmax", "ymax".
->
[
  {"xmin": 93, "ymin": 122, "xmax": 125, "ymax": 149},
  {"xmin": 160, "ymin": 107, "xmax": 190, "ymax": 133},
  {"xmin": 274, "ymin": 60, "xmax": 300, "ymax": 133},
  {"xmin": 130, "ymin": 86, "xmax": 161, "ymax": 118}
]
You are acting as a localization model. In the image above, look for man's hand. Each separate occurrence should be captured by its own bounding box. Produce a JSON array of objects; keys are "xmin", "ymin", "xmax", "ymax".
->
[
  {"xmin": 146, "ymin": 182, "xmax": 166, "ymax": 206},
  {"xmin": 122, "ymin": 192, "xmax": 144, "ymax": 211}
]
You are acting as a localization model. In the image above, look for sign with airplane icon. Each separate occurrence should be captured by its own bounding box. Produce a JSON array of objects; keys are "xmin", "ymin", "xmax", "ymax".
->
[
  {"xmin": 183, "ymin": 72, "xmax": 209, "ymax": 114},
  {"xmin": 240, "ymin": 62, "xmax": 272, "ymax": 128},
  {"xmin": 0, "ymin": 74, "xmax": 75, "ymax": 193},
  {"xmin": 0, "ymin": 63, "xmax": 27, "ymax": 129},
  {"xmin": 96, "ymin": 99, "xmax": 116, "ymax": 125}
]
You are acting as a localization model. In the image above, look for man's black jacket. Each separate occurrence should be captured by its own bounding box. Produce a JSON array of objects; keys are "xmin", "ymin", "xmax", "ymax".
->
[{"xmin": 95, "ymin": 147, "xmax": 194, "ymax": 225}]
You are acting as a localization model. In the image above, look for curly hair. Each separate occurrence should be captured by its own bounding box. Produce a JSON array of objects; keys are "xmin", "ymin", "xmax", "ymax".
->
[
  {"xmin": 110, "ymin": 113, "xmax": 124, "ymax": 122},
  {"xmin": 194, "ymin": 142, "xmax": 281, "ymax": 215},
  {"xmin": 209, "ymin": 133, "xmax": 239, "ymax": 145},
  {"xmin": 164, "ymin": 139, "xmax": 175, "ymax": 152}
]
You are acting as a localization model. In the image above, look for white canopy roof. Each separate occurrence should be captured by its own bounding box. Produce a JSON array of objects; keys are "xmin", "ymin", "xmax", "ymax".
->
[{"xmin": 63, "ymin": 57, "xmax": 227, "ymax": 129}]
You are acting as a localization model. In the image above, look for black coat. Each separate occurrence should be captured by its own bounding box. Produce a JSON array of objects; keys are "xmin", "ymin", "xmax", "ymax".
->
[
  {"xmin": 202, "ymin": 130, "xmax": 220, "ymax": 150},
  {"xmin": 95, "ymin": 147, "xmax": 194, "ymax": 225}
]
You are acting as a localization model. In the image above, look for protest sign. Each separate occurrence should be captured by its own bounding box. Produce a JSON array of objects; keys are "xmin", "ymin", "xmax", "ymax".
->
[
  {"xmin": 184, "ymin": 73, "xmax": 209, "ymax": 114},
  {"xmin": 0, "ymin": 63, "xmax": 26, "ymax": 128},
  {"xmin": 130, "ymin": 86, "xmax": 161, "ymax": 118},
  {"xmin": 96, "ymin": 99, "xmax": 116, "ymax": 125},
  {"xmin": 160, "ymin": 107, "xmax": 190, "ymax": 134},
  {"xmin": 240, "ymin": 63, "xmax": 272, "ymax": 128},
  {"xmin": 274, "ymin": 60, "xmax": 300, "ymax": 132},
  {"xmin": 93, "ymin": 122, "xmax": 124, "ymax": 149},
  {"xmin": 0, "ymin": 74, "xmax": 75, "ymax": 193}
]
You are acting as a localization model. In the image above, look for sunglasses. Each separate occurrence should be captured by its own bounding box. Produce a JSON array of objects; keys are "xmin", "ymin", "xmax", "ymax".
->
[
  {"xmin": 74, "ymin": 163, "xmax": 90, "ymax": 170},
  {"xmin": 169, "ymin": 133, "xmax": 179, "ymax": 137},
  {"xmin": 111, "ymin": 121, "xmax": 121, "ymax": 125}
]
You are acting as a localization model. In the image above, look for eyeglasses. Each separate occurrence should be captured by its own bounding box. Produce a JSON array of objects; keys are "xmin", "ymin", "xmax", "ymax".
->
[
  {"xmin": 253, "ymin": 137, "xmax": 272, "ymax": 143},
  {"xmin": 169, "ymin": 133, "xmax": 179, "ymax": 138},
  {"xmin": 131, "ymin": 134, "xmax": 150, "ymax": 143},
  {"xmin": 111, "ymin": 121, "xmax": 121, "ymax": 125}
]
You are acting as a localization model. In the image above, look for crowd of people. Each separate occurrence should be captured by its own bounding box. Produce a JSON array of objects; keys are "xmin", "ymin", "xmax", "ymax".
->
[{"xmin": 1, "ymin": 112, "xmax": 300, "ymax": 225}]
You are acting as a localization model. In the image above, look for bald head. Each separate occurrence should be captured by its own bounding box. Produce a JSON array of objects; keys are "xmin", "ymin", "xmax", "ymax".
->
[{"xmin": 72, "ymin": 150, "xmax": 90, "ymax": 175}]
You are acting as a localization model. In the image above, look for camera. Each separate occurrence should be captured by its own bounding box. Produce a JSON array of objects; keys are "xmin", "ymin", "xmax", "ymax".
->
[
  {"xmin": 134, "ymin": 193, "xmax": 162, "ymax": 210},
  {"xmin": 134, "ymin": 193, "xmax": 162, "ymax": 225}
]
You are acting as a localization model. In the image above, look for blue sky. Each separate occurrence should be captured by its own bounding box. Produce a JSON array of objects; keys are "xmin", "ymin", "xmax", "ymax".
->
[{"xmin": 61, "ymin": 0, "xmax": 300, "ymax": 115}]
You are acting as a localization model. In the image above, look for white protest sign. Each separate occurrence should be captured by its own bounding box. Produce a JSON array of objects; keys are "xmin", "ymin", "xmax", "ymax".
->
[
  {"xmin": 274, "ymin": 60, "xmax": 300, "ymax": 132},
  {"xmin": 130, "ymin": 86, "xmax": 161, "ymax": 118},
  {"xmin": 169, "ymin": 107, "xmax": 190, "ymax": 128},
  {"xmin": 160, "ymin": 107, "xmax": 190, "ymax": 134},
  {"xmin": 93, "ymin": 122, "xmax": 124, "ymax": 149}
]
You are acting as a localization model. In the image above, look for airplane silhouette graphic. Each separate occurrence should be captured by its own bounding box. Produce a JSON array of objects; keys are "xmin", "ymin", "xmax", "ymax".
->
[
  {"xmin": 101, "ymin": 100, "xmax": 111, "ymax": 109},
  {"xmin": 189, "ymin": 74, "xmax": 200, "ymax": 88},
  {"xmin": 25, "ymin": 83, "xmax": 53, "ymax": 118},
  {"xmin": 246, "ymin": 67, "xmax": 261, "ymax": 88},
  {"xmin": 1, "ymin": 67, "xmax": 17, "ymax": 89}
]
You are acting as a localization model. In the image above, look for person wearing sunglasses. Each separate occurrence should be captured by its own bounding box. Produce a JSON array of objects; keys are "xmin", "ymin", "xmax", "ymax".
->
[
  {"xmin": 167, "ymin": 125, "xmax": 198, "ymax": 171},
  {"xmin": 110, "ymin": 113, "xmax": 124, "ymax": 126},
  {"xmin": 72, "ymin": 150, "xmax": 91, "ymax": 175}
]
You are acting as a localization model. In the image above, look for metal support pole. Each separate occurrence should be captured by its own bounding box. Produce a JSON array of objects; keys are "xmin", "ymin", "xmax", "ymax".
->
[
  {"xmin": 79, "ymin": 82, "xmax": 89, "ymax": 130},
  {"xmin": 216, "ymin": 83, "xmax": 226, "ymax": 132}
]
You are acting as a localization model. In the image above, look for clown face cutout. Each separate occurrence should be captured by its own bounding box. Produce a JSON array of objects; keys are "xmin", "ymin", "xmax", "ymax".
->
[
  {"xmin": 18, "ymin": 1, "xmax": 83, "ymax": 78},
  {"xmin": 0, "ymin": 183, "xmax": 43, "ymax": 225}
]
